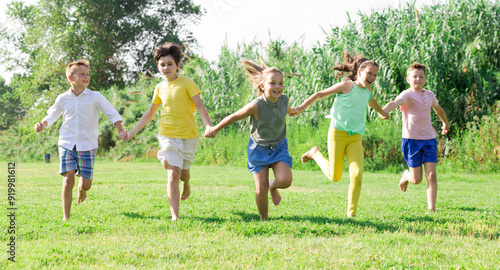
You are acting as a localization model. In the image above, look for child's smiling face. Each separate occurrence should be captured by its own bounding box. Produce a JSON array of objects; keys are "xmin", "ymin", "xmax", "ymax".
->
[
  {"xmin": 261, "ymin": 71, "xmax": 284, "ymax": 102},
  {"xmin": 69, "ymin": 65, "xmax": 90, "ymax": 90},
  {"xmin": 407, "ymin": 69, "xmax": 426, "ymax": 91},
  {"xmin": 358, "ymin": 64, "xmax": 379, "ymax": 86}
]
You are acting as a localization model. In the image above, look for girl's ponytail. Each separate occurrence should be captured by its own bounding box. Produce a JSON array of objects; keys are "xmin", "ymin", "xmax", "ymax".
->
[{"xmin": 333, "ymin": 52, "xmax": 378, "ymax": 81}]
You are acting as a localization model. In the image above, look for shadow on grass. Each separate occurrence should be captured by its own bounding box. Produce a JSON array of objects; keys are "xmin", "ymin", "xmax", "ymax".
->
[
  {"xmin": 229, "ymin": 211, "xmax": 499, "ymax": 240},
  {"xmin": 453, "ymin": 206, "xmax": 483, "ymax": 212},
  {"xmin": 122, "ymin": 211, "xmax": 162, "ymax": 220}
]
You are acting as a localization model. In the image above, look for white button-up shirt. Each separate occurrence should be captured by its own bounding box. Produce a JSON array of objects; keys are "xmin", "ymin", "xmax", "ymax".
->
[{"xmin": 43, "ymin": 88, "xmax": 122, "ymax": 151}]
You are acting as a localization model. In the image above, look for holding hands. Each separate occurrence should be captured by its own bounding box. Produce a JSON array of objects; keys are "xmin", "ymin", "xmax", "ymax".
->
[
  {"xmin": 204, "ymin": 126, "xmax": 217, "ymax": 138},
  {"xmin": 441, "ymin": 121, "xmax": 450, "ymax": 135},
  {"xmin": 379, "ymin": 110, "xmax": 390, "ymax": 120},
  {"xmin": 287, "ymin": 106, "xmax": 303, "ymax": 117},
  {"xmin": 119, "ymin": 130, "xmax": 128, "ymax": 141}
]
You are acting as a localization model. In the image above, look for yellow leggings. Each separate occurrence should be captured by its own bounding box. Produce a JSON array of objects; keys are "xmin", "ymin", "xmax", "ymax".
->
[{"xmin": 313, "ymin": 128, "xmax": 363, "ymax": 216}]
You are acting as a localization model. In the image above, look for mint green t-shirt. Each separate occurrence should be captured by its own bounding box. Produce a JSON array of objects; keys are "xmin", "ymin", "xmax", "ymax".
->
[{"xmin": 329, "ymin": 81, "xmax": 372, "ymax": 136}]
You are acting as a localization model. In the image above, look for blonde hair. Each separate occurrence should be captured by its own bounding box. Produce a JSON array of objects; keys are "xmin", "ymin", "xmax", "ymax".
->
[
  {"xmin": 66, "ymin": 59, "xmax": 90, "ymax": 77},
  {"xmin": 241, "ymin": 59, "xmax": 283, "ymax": 96}
]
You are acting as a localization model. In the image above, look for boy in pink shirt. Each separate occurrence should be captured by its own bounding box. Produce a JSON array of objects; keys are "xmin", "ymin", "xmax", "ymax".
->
[{"xmin": 383, "ymin": 62, "xmax": 449, "ymax": 212}]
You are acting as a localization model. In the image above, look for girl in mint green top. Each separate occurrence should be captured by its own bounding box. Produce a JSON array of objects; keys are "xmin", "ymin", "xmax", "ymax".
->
[
  {"xmin": 290, "ymin": 53, "xmax": 389, "ymax": 217},
  {"xmin": 330, "ymin": 81, "xmax": 372, "ymax": 136}
]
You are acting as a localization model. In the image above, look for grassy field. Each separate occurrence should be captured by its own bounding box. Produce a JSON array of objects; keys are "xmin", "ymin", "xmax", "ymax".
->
[{"xmin": 1, "ymin": 161, "xmax": 499, "ymax": 269}]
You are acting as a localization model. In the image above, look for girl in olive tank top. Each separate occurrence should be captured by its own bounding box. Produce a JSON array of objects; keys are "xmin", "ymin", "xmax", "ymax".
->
[
  {"xmin": 205, "ymin": 60, "xmax": 295, "ymax": 221},
  {"xmin": 290, "ymin": 53, "xmax": 389, "ymax": 218}
]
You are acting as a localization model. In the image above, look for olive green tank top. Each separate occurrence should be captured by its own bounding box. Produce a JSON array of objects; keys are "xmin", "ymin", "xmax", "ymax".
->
[{"xmin": 249, "ymin": 95, "xmax": 288, "ymax": 147}]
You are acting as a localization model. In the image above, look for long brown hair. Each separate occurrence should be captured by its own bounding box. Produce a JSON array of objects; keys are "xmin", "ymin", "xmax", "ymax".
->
[
  {"xmin": 333, "ymin": 52, "xmax": 378, "ymax": 81},
  {"xmin": 241, "ymin": 59, "xmax": 283, "ymax": 96}
]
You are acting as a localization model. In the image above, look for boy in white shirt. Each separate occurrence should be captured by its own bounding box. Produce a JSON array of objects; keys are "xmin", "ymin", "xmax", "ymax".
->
[{"xmin": 34, "ymin": 59, "xmax": 127, "ymax": 220}]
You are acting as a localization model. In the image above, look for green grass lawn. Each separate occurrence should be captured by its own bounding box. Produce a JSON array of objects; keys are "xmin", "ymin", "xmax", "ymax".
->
[{"xmin": 1, "ymin": 161, "xmax": 499, "ymax": 269}]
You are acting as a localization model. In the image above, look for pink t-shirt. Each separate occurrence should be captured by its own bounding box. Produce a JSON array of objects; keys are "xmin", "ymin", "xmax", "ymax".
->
[{"xmin": 397, "ymin": 89, "xmax": 439, "ymax": 140}]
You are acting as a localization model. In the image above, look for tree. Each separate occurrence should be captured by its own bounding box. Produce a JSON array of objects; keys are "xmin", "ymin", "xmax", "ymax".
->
[
  {"xmin": 0, "ymin": 77, "xmax": 23, "ymax": 129},
  {"xmin": 1, "ymin": 0, "xmax": 203, "ymax": 99}
]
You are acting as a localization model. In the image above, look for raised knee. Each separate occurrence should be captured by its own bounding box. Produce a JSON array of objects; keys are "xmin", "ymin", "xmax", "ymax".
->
[
  {"xmin": 329, "ymin": 174, "xmax": 342, "ymax": 182},
  {"xmin": 276, "ymin": 177, "xmax": 292, "ymax": 188},
  {"xmin": 80, "ymin": 183, "xmax": 91, "ymax": 191},
  {"xmin": 410, "ymin": 177, "xmax": 422, "ymax": 184}
]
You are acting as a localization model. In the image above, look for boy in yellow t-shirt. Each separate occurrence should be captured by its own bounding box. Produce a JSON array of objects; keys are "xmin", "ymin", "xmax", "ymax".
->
[{"xmin": 125, "ymin": 42, "xmax": 212, "ymax": 221}]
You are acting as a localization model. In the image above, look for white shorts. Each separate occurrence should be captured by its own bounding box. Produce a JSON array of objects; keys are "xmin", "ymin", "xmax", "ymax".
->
[{"xmin": 156, "ymin": 134, "xmax": 199, "ymax": 170}]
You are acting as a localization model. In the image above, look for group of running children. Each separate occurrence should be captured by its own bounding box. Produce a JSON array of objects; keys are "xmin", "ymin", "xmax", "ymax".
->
[{"xmin": 34, "ymin": 42, "xmax": 449, "ymax": 221}]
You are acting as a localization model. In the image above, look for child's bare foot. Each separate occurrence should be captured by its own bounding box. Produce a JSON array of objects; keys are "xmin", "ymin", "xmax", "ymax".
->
[
  {"xmin": 270, "ymin": 187, "xmax": 281, "ymax": 206},
  {"xmin": 301, "ymin": 146, "xmax": 319, "ymax": 163},
  {"xmin": 181, "ymin": 181, "xmax": 191, "ymax": 201},
  {"xmin": 399, "ymin": 170, "xmax": 409, "ymax": 192},
  {"xmin": 62, "ymin": 216, "xmax": 70, "ymax": 221},
  {"xmin": 77, "ymin": 188, "xmax": 87, "ymax": 204}
]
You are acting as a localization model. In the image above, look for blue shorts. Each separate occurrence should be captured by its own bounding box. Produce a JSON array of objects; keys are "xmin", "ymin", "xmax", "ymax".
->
[
  {"xmin": 59, "ymin": 146, "xmax": 96, "ymax": 180},
  {"xmin": 401, "ymin": 138, "xmax": 437, "ymax": 168},
  {"xmin": 247, "ymin": 137, "xmax": 293, "ymax": 175}
]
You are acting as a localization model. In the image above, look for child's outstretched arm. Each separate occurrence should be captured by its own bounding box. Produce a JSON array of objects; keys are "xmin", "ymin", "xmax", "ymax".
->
[
  {"xmin": 35, "ymin": 98, "xmax": 63, "ymax": 132},
  {"xmin": 205, "ymin": 102, "xmax": 257, "ymax": 138},
  {"xmin": 367, "ymin": 87, "xmax": 390, "ymax": 119},
  {"xmin": 432, "ymin": 103, "xmax": 450, "ymax": 135},
  {"xmin": 192, "ymin": 94, "xmax": 212, "ymax": 136},
  {"xmin": 290, "ymin": 81, "xmax": 351, "ymax": 116},
  {"xmin": 124, "ymin": 103, "xmax": 160, "ymax": 141},
  {"xmin": 382, "ymin": 98, "xmax": 404, "ymax": 114}
]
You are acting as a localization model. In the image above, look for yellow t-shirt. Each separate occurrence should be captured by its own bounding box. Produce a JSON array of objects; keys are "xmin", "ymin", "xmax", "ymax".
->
[{"xmin": 152, "ymin": 76, "xmax": 201, "ymax": 139}]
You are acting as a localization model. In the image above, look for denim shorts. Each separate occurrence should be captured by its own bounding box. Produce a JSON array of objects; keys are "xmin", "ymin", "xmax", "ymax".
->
[
  {"xmin": 59, "ymin": 146, "xmax": 96, "ymax": 179},
  {"xmin": 401, "ymin": 138, "xmax": 437, "ymax": 168},
  {"xmin": 247, "ymin": 137, "xmax": 293, "ymax": 175}
]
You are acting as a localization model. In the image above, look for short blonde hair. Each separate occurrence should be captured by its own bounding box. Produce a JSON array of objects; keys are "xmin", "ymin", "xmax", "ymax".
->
[{"xmin": 66, "ymin": 59, "xmax": 90, "ymax": 77}]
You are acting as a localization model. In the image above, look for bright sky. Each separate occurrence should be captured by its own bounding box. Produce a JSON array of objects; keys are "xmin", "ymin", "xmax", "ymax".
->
[
  {"xmin": 190, "ymin": 0, "xmax": 445, "ymax": 61},
  {"xmin": 0, "ymin": 0, "xmax": 445, "ymax": 81}
]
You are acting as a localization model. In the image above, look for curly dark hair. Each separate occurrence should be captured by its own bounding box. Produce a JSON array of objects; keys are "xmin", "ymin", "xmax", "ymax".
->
[{"xmin": 153, "ymin": 42, "xmax": 182, "ymax": 65}]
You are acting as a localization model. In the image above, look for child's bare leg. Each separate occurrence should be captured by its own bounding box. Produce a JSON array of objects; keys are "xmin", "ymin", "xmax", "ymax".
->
[
  {"xmin": 253, "ymin": 168, "xmax": 270, "ymax": 221},
  {"xmin": 269, "ymin": 162, "xmax": 292, "ymax": 206},
  {"xmin": 61, "ymin": 170, "xmax": 76, "ymax": 221},
  {"xmin": 77, "ymin": 177, "xmax": 92, "ymax": 204},
  {"xmin": 301, "ymin": 146, "xmax": 319, "ymax": 162},
  {"xmin": 400, "ymin": 166, "xmax": 423, "ymax": 191},
  {"xmin": 423, "ymin": 162, "xmax": 437, "ymax": 211},
  {"xmin": 164, "ymin": 161, "xmax": 182, "ymax": 221},
  {"xmin": 180, "ymin": 169, "xmax": 191, "ymax": 201}
]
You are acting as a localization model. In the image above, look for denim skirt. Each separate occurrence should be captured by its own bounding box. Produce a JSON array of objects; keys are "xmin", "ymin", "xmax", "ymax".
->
[{"xmin": 247, "ymin": 137, "xmax": 293, "ymax": 175}]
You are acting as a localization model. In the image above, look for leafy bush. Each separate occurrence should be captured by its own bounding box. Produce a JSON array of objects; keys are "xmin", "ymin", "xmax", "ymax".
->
[{"xmin": 446, "ymin": 101, "xmax": 500, "ymax": 173}]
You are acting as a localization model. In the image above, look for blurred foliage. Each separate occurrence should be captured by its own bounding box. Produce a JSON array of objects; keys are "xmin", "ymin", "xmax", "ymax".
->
[{"xmin": 0, "ymin": 77, "xmax": 22, "ymax": 129}]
